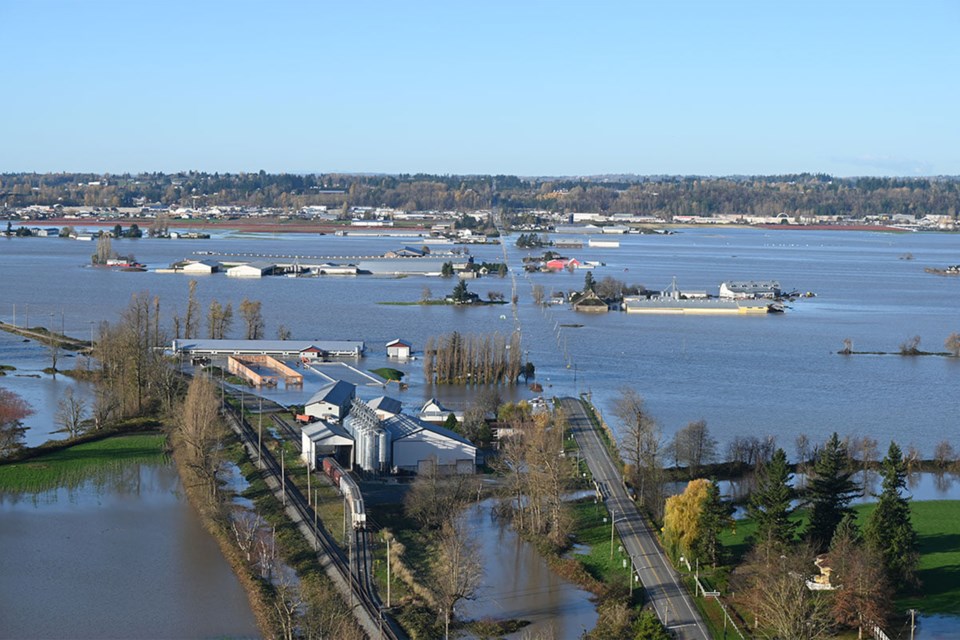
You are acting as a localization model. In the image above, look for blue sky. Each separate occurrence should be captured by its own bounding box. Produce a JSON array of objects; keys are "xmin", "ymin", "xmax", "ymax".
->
[{"xmin": 2, "ymin": 0, "xmax": 958, "ymax": 176}]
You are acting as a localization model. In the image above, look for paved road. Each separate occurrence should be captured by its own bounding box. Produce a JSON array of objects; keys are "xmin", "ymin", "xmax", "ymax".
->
[{"xmin": 559, "ymin": 397, "xmax": 709, "ymax": 640}]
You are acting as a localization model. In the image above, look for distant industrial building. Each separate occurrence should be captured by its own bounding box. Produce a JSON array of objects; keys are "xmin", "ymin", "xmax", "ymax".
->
[
  {"xmin": 719, "ymin": 281, "xmax": 782, "ymax": 299},
  {"xmin": 172, "ymin": 339, "xmax": 365, "ymax": 358},
  {"xmin": 226, "ymin": 262, "xmax": 276, "ymax": 278}
]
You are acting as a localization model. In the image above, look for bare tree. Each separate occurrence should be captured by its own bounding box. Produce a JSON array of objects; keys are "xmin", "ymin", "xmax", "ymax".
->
[
  {"xmin": 175, "ymin": 374, "xmax": 225, "ymax": 498},
  {"xmin": 239, "ymin": 298, "xmax": 264, "ymax": 340},
  {"xmin": 420, "ymin": 285, "xmax": 433, "ymax": 303},
  {"xmin": 91, "ymin": 385, "xmax": 119, "ymax": 431},
  {"xmin": 48, "ymin": 341, "xmax": 61, "ymax": 373},
  {"xmin": 734, "ymin": 540, "xmax": 833, "ymax": 639},
  {"xmin": 613, "ymin": 387, "xmax": 663, "ymax": 517},
  {"xmin": 431, "ymin": 519, "xmax": 483, "ymax": 635},
  {"xmin": 54, "ymin": 387, "xmax": 88, "ymax": 438},
  {"xmin": 404, "ymin": 460, "xmax": 479, "ymax": 530},
  {"xmin": 531, "ymin": 284, "xmax": 545, "ymax": 305},
  {"xmin": 934, "ymin": 440, "xmax": 956, "ymax": 470},
  {"xmin": 945, "ymin": 332, "xmax": 960, "ymax": 357},
  {"xmin": 231, "ymin": 509, "xmax": 264, "ymax": 563},
  {"xmin": 276, "ymin": 324, "xmax": 292, "ymax": 340},
  {"xmin": 184, "ymin": 280, "xmax": 199, "ymax": 339},
  {"xmin": 207, "ymin": 300, "xmax": 233, "ymax": 339},
  {"xmin": 899, "ymin": 335, "xmax": 922, "ymax": 355},
  {"xmin": 840, "ymin": 337, "xmax": 853, "ymax": 354},
  {"xmin": 672, "ymin": 419, "xmax": 717, "ymax": 472}
]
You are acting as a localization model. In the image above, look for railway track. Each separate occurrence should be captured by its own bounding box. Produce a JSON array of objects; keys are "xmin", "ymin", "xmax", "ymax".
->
[{"xmin": 225, "ymin": 401, "xmax": 403, "ymax": 639}]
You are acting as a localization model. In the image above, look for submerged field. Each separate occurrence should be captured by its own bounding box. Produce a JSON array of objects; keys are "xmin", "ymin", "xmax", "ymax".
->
[{"xmin": 0, "ymin": 434, "xmax": 167, "ymax": 493}]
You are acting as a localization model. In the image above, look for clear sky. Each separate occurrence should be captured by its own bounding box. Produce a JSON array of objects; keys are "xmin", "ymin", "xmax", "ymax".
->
[{"xmin": 2, "ymin": 0, "xmax": 958, "ymax": 177}]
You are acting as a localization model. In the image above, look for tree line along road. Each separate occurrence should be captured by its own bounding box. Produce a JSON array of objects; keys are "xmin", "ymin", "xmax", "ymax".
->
[{"xmin": 558, "ymin": 397, "xmax": 710, "ymax": 640}]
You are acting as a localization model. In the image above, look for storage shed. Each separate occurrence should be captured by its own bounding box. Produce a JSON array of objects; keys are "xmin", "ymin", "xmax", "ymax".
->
[{"xmin": 386, "ymin": 339, "xmax": 412, "ymax": 359}]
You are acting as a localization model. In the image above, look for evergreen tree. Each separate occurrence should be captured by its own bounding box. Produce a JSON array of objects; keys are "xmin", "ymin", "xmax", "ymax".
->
[
  {"xmin": 584, "ymin": 270, "xmax": 596, "ymax": 292},
  {"xmin": 441, "ymin": 261, "xmax": 454, "ymax": 277},
  {"xmin": 806, "ymin": 433, "xmax": 859, "ymax": 551},
  {"xmin": 451, "ymin": 279, "xmax": 471, "ymax": 303},
  {"xmin": 693, "ymin": 479, "xmax": 733, "ymax": 567},
  {"xmin": 747, "ymin": 447, "xmax": 798, "ymax": 549},
  {"xmin": 865, "ymin": 441, "xmax": 918, "ymax": 587}
]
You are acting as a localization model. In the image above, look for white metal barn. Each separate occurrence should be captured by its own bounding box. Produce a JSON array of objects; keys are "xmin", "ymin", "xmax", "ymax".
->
[
  {"xmin": 383, "ymin": 414, "xmax": 476, "ymax": 473},
  {"xmin": 304, "ymin": 380, "xmax": 356, "ymax": 422},
  {"xmin": 181, "ymin": 259, "xmax": 220, "ymax": 274},
  {"xmin": 300, "ymin": 420, "xmax": 354, "ymax": 470}
]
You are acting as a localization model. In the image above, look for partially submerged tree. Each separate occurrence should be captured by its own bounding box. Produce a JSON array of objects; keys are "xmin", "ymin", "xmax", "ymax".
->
[
  {"xmin": 431, "ymin": 519, "xmax": 482, "ymax": 635},
  {"xmin": 54, "ymin": 387, "xmax": 88, "ymax": 438},
  {"xmin": 175, "ymin": 373, "xmax": 225, "ymax": 498},
  {"xmin": 0, "ymin": 388, "xmax": 33, "ymax": 457},
  {"xmin": 207, "ymin": 300, "xmax": 233, "ymax": 339},
  {"xmin": 671, "ymin": 419, "xmax": 717, "ymax": 473},
  {"xmin": 239, "ymin": 297, "xmax": 264, "ymax": 340}
]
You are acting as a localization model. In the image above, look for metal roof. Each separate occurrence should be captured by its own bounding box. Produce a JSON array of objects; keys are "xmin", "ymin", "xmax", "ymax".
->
[
  {"xmin": 367, "ymin": 396, "xmax": 402, "ymax": 415},
  {"xmin": 306, "ymin": 380, "xmax": 356, "ymax": 407},
  {"xmin": 172, "ymin": 339, "xmax": 364, "ymax": 354},
  {"xmin": 382, "ymin": 413, "xmax": 474, "ymax": 448},
  {"xmin": 302, "ymin": 420, "xmax": 352, "ymax": 443}
]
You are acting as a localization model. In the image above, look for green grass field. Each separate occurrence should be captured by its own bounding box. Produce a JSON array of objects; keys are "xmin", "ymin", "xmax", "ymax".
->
[
  {"xmin": 0, "ymin": 433, "xmax": 167, "ymax": 492},
  {"xmin": 719, "ymin": 500, "xmax": 960, "ymax": 616},
  {"xmin": 569, "ymin": 499, "xmax": 633, "ymax": 588}
]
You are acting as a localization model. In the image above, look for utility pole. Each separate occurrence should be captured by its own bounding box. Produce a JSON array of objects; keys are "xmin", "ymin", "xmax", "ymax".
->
[
  {"xmin": 257, "ymin": 396, "xmax": 263, "ymax": 469},
  {"xmin": 307, "ymin": 463, "xmax": 312, "ymax": 506},
  {"xmin": 910, "ymin": 609, "xmax": 916, "ymax": 640},
  {"xmin": 281, "ymin": 448, "xmax": 286, "ymax": 507},
  {"xmin": 610, "ymin": 508, "xmax": 616, "ymax": 560},
  {"xmin": 386, "ymin": 535, "xmax": 391, "ymax": 607},
  {"xmin": 314, "ymin": 489, "xmax": 319, "ymax": 552}
]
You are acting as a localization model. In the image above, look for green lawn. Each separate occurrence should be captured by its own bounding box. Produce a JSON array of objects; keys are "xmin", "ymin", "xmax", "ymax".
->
[
  {"xmin": 719, "ymin": 501, "xmax": 960, "ymax": 616},
  {"xmin": 0, "ymin": 433, "xmax": 167, "ymax": 492},
  {"xmin": 570, "ymin": 499, "xmax": 633, "ymax": 589},
  {"xmin": 857, "ymin": 501, "xmax": 960, "ymax": 615}
]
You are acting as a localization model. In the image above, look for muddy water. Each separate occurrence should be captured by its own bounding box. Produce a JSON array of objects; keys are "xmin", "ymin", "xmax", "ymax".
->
[
  {"xmin": 458, "ymin": 498, "xmax": 597, "ymax": 639},
  {"xmin": 0, "ymin": 463, "xmax": 260, "ymax": 639}
]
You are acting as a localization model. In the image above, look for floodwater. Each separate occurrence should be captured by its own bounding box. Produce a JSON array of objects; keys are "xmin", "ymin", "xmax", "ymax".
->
[
  {"xmin": 3, "ymin": 227, "xmax": 960, "ymax": 456},
  {"xmin": 458, "ymin": 498, "xmax": 597, "ymax": 639},
  {"xmin": 0, "ymin": 462, "xmax": 260, "ymax": 639}
]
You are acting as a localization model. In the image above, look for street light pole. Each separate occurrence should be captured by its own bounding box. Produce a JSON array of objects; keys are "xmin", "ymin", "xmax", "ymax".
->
[{"xmin": 610, "ymin": 508, "xmax": 616, "ymax": 560}]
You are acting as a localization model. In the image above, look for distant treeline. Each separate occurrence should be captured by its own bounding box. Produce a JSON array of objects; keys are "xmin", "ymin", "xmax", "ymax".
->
[{"xmin": 3, "ymin": 171, "xmax": 960, "ymax": 219}]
